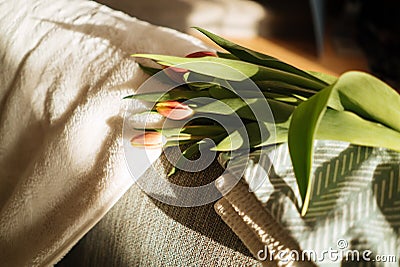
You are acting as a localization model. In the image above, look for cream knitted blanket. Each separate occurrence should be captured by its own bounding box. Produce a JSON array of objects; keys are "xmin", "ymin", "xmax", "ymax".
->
[{"xmin": 0, "ymin": 0, "xmax": 205, "ymax": 265}]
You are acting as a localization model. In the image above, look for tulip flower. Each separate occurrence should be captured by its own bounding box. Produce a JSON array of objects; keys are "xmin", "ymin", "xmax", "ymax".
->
[
  {"xmin": 164, "ymin": 51, "xmax": 217, "ymax": 83},
  {"xmin": 130, "ymin": 132, "xmax": 165, "ymax": 148},
  {"xmin": 156, "ymin": 101, "xmax": 194, "ymax": 120},
  {"xmin": 131, "ymin": 28, "xmax": 400, "ymax": 215},
  {"xmin": 163, "ymin": 65, "xmax": 187, "ymax": 84},
  {"xmin": 185, "ymin": 51, "xmax": 217, "ymax": 58}
]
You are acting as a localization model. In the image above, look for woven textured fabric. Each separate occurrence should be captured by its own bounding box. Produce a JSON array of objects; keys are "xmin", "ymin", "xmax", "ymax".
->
[
  {"xmin": 216, "ymin": 141, "xmax": 400, "ymax": 266},
  {"xmin": 215, "ymin": 179, "xmax": 316, "ymax": 267},
  {"xmin": 215, "ymin": 198, "xmax": 267, "ymax": 262},
  {"xmin": 58, "ymin": 155, "xmax": 259, "ymax": 267}
]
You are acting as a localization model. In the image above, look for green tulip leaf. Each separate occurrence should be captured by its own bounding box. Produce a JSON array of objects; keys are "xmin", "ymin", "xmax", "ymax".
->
[
  {"xmin": 168, "ymin": 134, "xmax": 226, "ymax": 176},
  {"xmin": 160, "ymin": 125, "xmax": 226, "ymax": 138},
  {"xmin": 288, "ymin": 85, "xmax": 333, "ymax": 216},
  {"xmin": 127, "ymin": 31, "xmax": 400, "ymax": 221},
  {"xmin": 123, "ymin": 88, "xmax": 210, "ymax": 102},
  {"xmin": 209, "ymin": 85, "xmax": 238, "ymax": 99},
  {"xmin": 236, "ymin": 98, "xmax": 295, "ymax": 123},
  {"xmin": 194, "ymin": 27, "xmax": 328, "ymax": 87},
  {"xmin": 328, "ymin": 71, "xmax": 400, "ymax": 132},
  {"xmin": 138, "ymin": 63, "xmax": 162, "ymax": 76},
  {"xmin": 167, "ymin": 142, "xmax": 201, "ymax": 176},
  {"xmin": 132, "ymin": 54, "xmax": 325, "ymax": 90},
  {"xmin": 306, "ymin": 70, "xmax": 337, "ymax": 84},
  {"xmin": 318, "ymin": 109, "xmax": 400, "ymax": 151},
  {"xmin": 256, "ymin": 80, "xmax": 318, "ymax": 97},
  {"xmin": 194, "ymin": 98, "xmax": 258, "ymax": 115},
  {"xmin": 289, "ymin": 71, "xmax": 400, "ymax": 216},
  {"xmin": 212, "ymin": 121, "xmax": 285, "ymax": 151}
]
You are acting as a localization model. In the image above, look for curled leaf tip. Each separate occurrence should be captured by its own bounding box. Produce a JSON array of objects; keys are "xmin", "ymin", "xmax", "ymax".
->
[
  {"xmin": 167, "ymin": 167, "xmax": 176, "ymax": 177},
  {"xmin": 123, "ymin": 95, "xmax": 134, "ymax": 99}
]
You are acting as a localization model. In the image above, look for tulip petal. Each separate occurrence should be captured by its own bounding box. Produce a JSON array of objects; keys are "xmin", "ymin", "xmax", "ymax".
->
[
  {"xmin": 156, "ymin": 101, "xmax": 194, "ymax": 120},
  {"xmin": 130, "ymin": 132, "xmax": 165, "ymax": 148}
]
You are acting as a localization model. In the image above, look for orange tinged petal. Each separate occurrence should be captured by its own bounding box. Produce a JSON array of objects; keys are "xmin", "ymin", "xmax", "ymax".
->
[
  {"xmin": 156, "ymin": 101, "xmax": 194, "ymax": 120},
  {"xmin": 130, "ymin": 132, "xmax": 164, "ymax": 148},
  {"xmin": 163, "ymin": 51, "xmax": 216, "ymax": 83},
  {"xmin": 163, "ymin": 66, "xmax": 187, "ymax": 83},
  {"xmin": 185, "ymin": 51, "xmax": 217, "ymax": 58}
]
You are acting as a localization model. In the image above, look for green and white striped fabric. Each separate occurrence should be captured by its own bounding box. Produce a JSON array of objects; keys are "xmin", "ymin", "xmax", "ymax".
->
[{"xmin": 220, "ymin": 141, "xmax": 400, "ymax": 266}]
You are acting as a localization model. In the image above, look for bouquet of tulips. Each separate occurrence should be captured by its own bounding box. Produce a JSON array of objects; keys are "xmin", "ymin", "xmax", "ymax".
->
[{"xmin": 126, "ymin": 28, "xmax": 400, "ymax": 215}]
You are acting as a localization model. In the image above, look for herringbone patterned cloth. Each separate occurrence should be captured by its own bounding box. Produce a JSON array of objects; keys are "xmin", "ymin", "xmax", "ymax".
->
[{"xmin": 216, "ymin": 141, "xmax": 400, "ymax": 267}]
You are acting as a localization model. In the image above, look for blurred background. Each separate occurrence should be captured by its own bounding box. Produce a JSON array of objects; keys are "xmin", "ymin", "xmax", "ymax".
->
[{"xmin": 95, "ymin": 0, "xmax": 400, "ymax": 90}]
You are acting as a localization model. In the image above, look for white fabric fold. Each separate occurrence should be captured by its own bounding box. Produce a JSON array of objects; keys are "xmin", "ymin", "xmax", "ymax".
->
[{"xmin": 0, "ymin": 0, "xmax": 205, "ymax": 265}]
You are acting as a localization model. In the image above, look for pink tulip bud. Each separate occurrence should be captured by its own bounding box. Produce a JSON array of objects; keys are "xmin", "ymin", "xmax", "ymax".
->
[
  {"xmin": 156, "ymin": 101, "xmax": 194, "ymax": 120},
  {"xmin": 163, "ymin": 66, "xmax": 187, "ymax": 83},
  {"xmin": 185, "ymin": 51, "xmax": 217, "ymax": 58},
  {"xmin": 130, "ymin": 132, "xmax": 165, "ymax": 148},
  {"xmin": 164, "ymin": 51, "xmax": 217, "ymax": 83}
]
